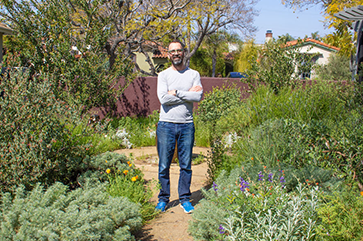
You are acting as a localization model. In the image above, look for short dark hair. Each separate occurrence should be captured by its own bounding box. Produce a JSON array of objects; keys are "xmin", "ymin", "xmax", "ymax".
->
[{"xmin": 168, "ymin": 39, "xmax": 185, "ymax": 50}]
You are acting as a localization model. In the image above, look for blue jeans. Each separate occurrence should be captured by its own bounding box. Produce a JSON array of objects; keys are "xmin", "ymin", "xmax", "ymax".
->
[{"xmin": 156, "ymin": 121, "xmax": 195, "ymax": 204}]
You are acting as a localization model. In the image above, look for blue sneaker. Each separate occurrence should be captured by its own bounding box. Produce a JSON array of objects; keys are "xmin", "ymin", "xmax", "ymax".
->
[
  {"xmin": 155, "ymin": 201, "xmax": 167, "ymax": 212},
  {"xmin": 180, "ymin": 201, "xmax": 194, "ymax": 214}
]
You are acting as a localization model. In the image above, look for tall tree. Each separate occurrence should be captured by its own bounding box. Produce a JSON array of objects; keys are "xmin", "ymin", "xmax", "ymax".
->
[
  {"xmin": 203, "ymin": 30, "xmax": 241, "ymax": 77},
  {"xmin": 1, "ymin": 0, "xmax": 134, "ymax": 112},
  {"xmin": 234, "ymin": 39, "xmax": 259, "ymax": 73},
  {"xmin": 179, "ymin": 0, "xmax": 258, "ymax": 66}
]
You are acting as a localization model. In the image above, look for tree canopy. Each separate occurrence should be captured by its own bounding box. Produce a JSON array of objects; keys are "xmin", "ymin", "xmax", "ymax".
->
[{"xmin": 1, "ymin": 0, "xmax": 258, "ymax": 76}]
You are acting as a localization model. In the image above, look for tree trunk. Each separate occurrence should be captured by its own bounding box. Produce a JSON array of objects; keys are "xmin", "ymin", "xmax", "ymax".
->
[{"xmin": 212, "ymin": 49, "xmax": 217, "ymax": 77}]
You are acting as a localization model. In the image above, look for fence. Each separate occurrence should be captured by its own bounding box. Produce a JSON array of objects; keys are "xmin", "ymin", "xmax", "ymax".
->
[{"xmin": 90, "ymin": 77, "xmax": 252, "ymax": 119}]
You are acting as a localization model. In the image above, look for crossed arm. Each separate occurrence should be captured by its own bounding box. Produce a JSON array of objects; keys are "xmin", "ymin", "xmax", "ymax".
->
[{"xmin": 168, "ymin": 85, "xmax": 203, "ymax": 96}]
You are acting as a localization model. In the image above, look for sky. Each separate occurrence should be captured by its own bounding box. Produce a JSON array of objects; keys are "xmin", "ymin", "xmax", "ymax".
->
[{"xmin": 252, "ymin": 0, "xmax": 334, "ymax": 44}]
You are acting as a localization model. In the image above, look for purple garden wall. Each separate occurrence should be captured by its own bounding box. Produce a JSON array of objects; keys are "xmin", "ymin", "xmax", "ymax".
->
[{"xmin": 91, "ymin": 77, "xmax": 252, "ymax": 119}]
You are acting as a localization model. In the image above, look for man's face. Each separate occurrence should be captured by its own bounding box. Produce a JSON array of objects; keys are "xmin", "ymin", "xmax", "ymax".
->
[{"xmin": 168, "ymin": 42, "xmax": 184, "ymax": 66}]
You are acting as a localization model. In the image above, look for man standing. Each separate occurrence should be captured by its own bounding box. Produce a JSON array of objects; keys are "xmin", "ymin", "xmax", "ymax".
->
[{"xmin": 155, "ymin": 40, "xmax": 203, "ymax": 214}]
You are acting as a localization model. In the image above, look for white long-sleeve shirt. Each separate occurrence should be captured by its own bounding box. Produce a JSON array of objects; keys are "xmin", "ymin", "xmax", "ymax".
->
[{"xmin": 157, "ymin": 67, "xmax": 203, "ymax": 123}]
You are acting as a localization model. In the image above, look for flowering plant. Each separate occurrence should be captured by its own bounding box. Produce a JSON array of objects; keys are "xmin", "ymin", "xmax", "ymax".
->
[{"xmin": 189, "ymin": 165, "xmax": 321, "ymax": 240}]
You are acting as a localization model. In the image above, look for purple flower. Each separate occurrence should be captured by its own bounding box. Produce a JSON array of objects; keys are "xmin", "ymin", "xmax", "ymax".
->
[
  {"xmin": 213, "ymin": 182, "xmax": 218, "ymax": 192},
  {"xmin": 258, "ymin": 171, "xmax": 264, "ymax": 181},
  {"xmin": 280, "ymin": 175, "xmax": 285, "ymax": 188},
  {"xmin": 268, "ymin": 173, "xmax": 273, "ymax": 182},
  {"xmin": 239, "ymin": 177, "xmax": 249, "ymax": 192},
  {"xmin": 219, "ymin": 225, "xmax": 225, "ymax": 234}
]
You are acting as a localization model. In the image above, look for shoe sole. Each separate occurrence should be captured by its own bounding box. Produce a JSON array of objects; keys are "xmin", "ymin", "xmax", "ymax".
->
[{"xmin": 180, "ymin": 204, "xmax": 194, "ymax": 214}]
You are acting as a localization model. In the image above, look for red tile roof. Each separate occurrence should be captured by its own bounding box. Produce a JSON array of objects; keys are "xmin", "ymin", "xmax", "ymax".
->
[
  {"xmin": 142, "ymin": 41, "xmax": 168, "ymax": 58},
  {"xmin": 153, "ymin": 44, "xmax": 168, "ymax": 58},
  {"xmin": 285, "ymin": 38, "xmax": 340, "ymax": 51},
  {"xmin": 223, "ymin": 52, "xmax": 234, "ymax": 60}
]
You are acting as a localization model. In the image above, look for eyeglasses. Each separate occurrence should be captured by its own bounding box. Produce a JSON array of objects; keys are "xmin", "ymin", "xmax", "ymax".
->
[{"xmin": 168, "ymin": 49, "xmax": 183, "ymax": 54}]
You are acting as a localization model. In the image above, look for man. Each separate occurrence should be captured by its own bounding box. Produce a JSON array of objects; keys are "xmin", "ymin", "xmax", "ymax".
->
[{"xmin": 155, "ymin": 40, "xmax": 203, "ymax": 214}]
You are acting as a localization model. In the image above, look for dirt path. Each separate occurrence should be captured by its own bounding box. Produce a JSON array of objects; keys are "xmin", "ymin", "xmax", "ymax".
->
[{"xmin": 113, "ymin": 146, "xmax": 211, "ymax": 241}]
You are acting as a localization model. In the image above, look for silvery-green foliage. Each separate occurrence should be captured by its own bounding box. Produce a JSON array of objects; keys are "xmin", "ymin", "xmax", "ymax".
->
[
  {"xmin": 78, "ymin": 152, "xmax": 137, "ymax": 184},
  {"xmin": 222, "ymin": 184, "xmax": 320, "ymax": 241},
  {"xmin": 0, "ymin": 181, "xmax": 142, "ymax": 240},
  {"xmin": 189, "ymin": 166, "xmax": 321, "ymax": 240}
]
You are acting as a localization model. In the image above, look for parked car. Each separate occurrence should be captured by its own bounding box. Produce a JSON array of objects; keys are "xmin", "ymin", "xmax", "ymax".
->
[{"xmin": 227, "ymin": 72, "xmax": 248, "ymax": 78}]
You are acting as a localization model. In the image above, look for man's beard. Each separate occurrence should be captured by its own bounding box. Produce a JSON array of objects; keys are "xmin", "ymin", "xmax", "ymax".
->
[{"xmin": 171, "ymin": 56, "xmax": 183, "ymax": 66}]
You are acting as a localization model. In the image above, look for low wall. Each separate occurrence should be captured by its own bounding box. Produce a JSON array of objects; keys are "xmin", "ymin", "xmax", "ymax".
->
[{"xmin": 91, "ymin": 77, "xmax": 251, "ymax": 118}]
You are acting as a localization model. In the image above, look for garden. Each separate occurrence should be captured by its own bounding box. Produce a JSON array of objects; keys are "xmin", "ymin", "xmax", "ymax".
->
[
  {"xmin": 0, "ymin": 1, "xmax": 362, "ymax": 239},
  {"xmin": 2, "ymin": 51, "xmax": 363, "ymax": 240}
]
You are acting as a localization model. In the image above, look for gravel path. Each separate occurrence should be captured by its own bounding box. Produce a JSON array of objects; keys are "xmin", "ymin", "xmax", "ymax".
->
[{"xmin": 114, "ymin": 146, "xmax": 211, "ymax": 241}]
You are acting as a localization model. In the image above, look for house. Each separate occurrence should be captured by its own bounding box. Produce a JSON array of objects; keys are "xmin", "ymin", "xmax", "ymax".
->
[
  {"xmin": 260, "ymin": 31, "xmax": 340, "ymax": 79},
  {"xmin": 134, "ymin": 42, "xmax": 169, "ymax": 74},
  {"xmin": 285, "ymin": 38, "xmax": 340, "ymax": 79},
  {"xmin": 0, "ymin": 23, "xmax": 13, "ymax": 63}
]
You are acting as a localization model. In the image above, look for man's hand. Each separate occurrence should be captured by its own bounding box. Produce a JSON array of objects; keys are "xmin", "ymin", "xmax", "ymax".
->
[
  {"xmin": 189, "ymin": 85, "xmax": 202, "ymax": 92},
  {"xmin": 168, "ymin": 90, "xmax": 177, "ymax": 96}
]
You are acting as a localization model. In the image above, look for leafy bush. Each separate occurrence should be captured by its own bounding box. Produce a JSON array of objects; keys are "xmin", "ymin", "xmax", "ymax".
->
[
  {"xmin": 314, "ymin": 53, "xmax": 351, "ymax": 81},
  {"xmin": 78, "ymin": 152, "xmax": 141, "ymax": 184},
  {"xmin": 189, "ymin": 166, "xmax": 321, "ymax": 240},
  {"xmin": 197, "ymin": 84, "xmax": 242, "ymax": 125},
  {"xmin": 230, "ymin": 115, "xmax": 363, "ymax": 187},
  {"xmin": 0, "ymin": 181, "xmax": 142, "ymax": 240},
  {"xmin": 79, "ymin": 152, "xmax": 157, "ymax": 222},
  {"xmin": 316, "ymin": 186, "xmax": 363, "ymax": 240},
  {"xmin": 0, "ymin": 67, "xmax": 87, "ymax": 193},
  {"xmin": 70, "ymin": 118, "xmax": 125, "ymax": 156},
  {"xmin": 246, "ymin": 38, "xmax": 317, "ymax": 94},
  {"xmin": 109, "ymin": 111, "xmax": 159, "ymax": 147},
  {"xmin": 2, "ymin": 0, "xmax": 135, "ymax": 111}
]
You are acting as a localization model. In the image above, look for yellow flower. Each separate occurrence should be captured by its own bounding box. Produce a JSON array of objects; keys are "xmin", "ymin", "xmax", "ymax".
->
[
  {"xmin": 131, "ymin": 175, "xmax": 139, "ymax": 182},
  {"xmin": 105, "ymin": 160, "xmax": 107, "ymax": 163},
  {"xmin": 127, "ymin": 161, "xmax": 132, "ymax": 167},
  {"xmin": 361, "ymin": 191, "xmax": 363, "ymax": 196},
  {"xmin": 106, "ymin": 169, "xmax": 111, "ymax": 174},
  {"xmin": 123, "ymin": 170, "xmax": 129, "ymax": 175}
]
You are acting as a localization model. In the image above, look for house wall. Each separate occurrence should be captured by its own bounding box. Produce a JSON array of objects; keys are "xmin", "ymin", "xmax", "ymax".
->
[
  {"xmin": 90, "ymin": 77, "xmax": 251, "ymax": 118},
  {"xmin": 135, "ymin": 52, "xmax": 168, "ymax": 73},
  {"xmin": 295, "ymin": 44, "xmax": 337, "ymax": 79},
  {"xmin": 297, "ymin": 45, "xmax": 335, "ymax": 65}
]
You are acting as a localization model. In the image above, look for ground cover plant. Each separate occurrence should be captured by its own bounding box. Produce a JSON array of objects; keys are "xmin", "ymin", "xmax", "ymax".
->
[{"xmin": 0, "ymin": 181, "xmax": 142, "ymax": 240}]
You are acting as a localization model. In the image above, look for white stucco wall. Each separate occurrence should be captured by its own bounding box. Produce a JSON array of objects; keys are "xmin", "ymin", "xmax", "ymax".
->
[
  {"xmin": 294, "ymin": 43, "xmax": 338, "ymax": 79},
  {"xmin": 296, "ymin": 44, "xmax": 335, "ymax": 65}
]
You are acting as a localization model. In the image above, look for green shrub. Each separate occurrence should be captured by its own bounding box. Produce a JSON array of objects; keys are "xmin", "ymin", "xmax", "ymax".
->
[
  {"xmin": 0, "ymin": 181, "xmax": 142, "ymax": 240},
  {"xmin": 70, "ymin": 119, "xmax": 124, "ymax": 156},
  {"xmin": 110, "ymin": 111, "xmax": 159, "ymax": 148},
  {"xmin": 79, "ymin": 152, "xmax": 157, "ymax": 222},
  {"xmin": 245, "ymin": 83, "xmax": 348, "ymax": 128},
  {"xmin": 78, "ymin": 152, "xmax": 141, "ymax": 184},
  {"xmin": 316, "ymin": 186, "xmax": 363, "ymax": 240},
  {"xmin": 189, "ymin": 166, "xmax": 321, "ymax": 240},
  {"xmin": 197, "ymin": 84, "xmax": 242, "ymax": 125},
  {"xmin": 232, "ymin": 117, "xmax": 363, "ymax": 187},
  {"xmin": 0, "ymin": 68, "xmax": 87, "ymax": 193},
  {"xmin": 246, "ymin": 38, "xmax": 317, "ymax": 94},
  {"xmin": 314, "ymin": 54, "xmax": 351, "ymax": 81},
  {"xmin": 194, "ymin": 116, "xmax": 212, "ymax": 147}
]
